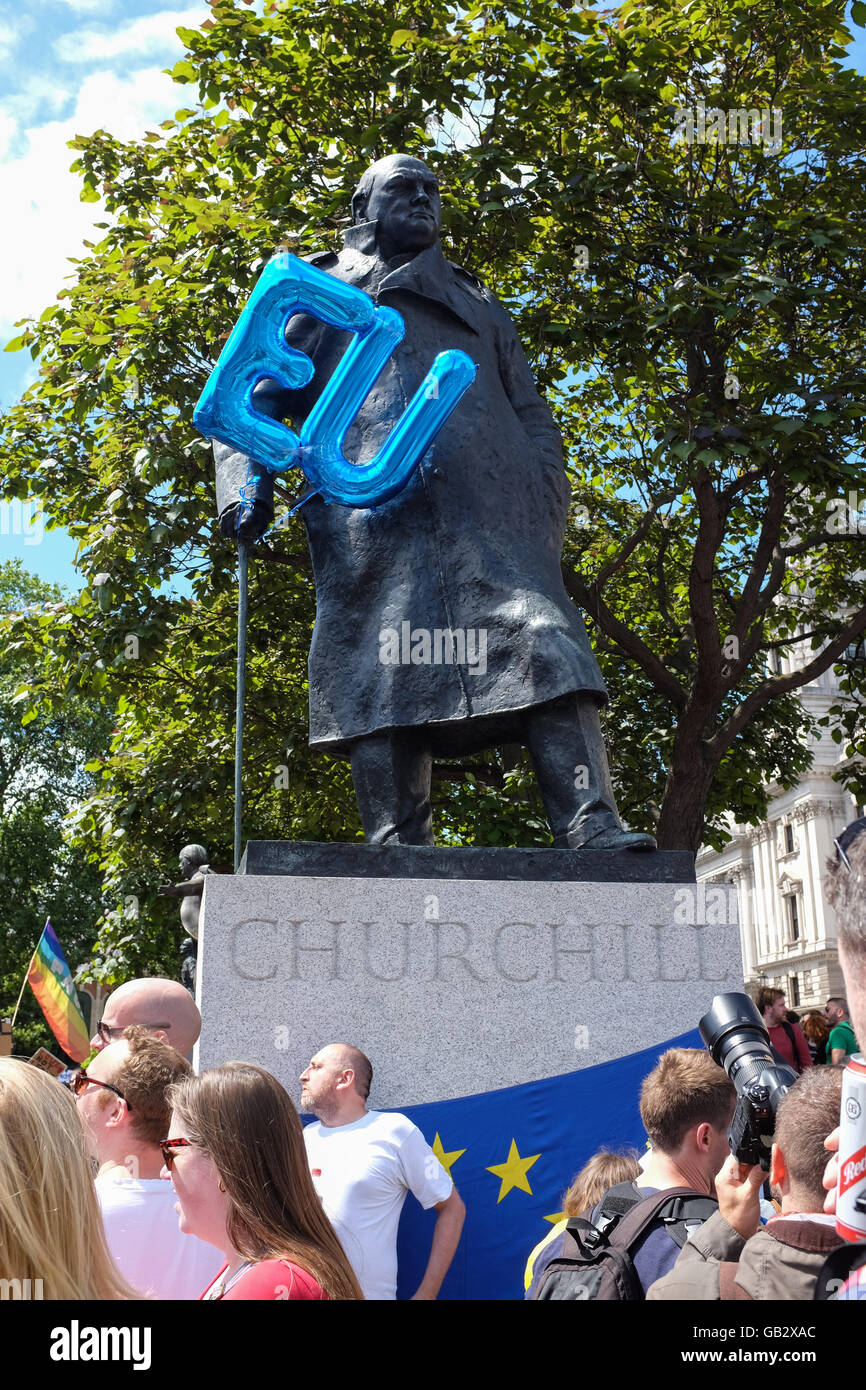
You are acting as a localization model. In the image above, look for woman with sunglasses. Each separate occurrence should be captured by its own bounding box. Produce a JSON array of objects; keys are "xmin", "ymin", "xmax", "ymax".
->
[
  {"xmin": 0, "ymin": 1057, "xmax": 139, "ymax": 1299},
  {"xmin": 162, "ymin": 1062, "xmax": 363, "ymax": 1300}
]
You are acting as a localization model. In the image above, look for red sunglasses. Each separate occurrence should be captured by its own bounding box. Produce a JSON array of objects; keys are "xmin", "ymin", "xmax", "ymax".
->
[
  {"xmin": 160, "ymin": 1137, "xmax": 193, "ymax": 1169},
  {"xmin": 68, "ymin": 1070, "xmax": 132, "ymax": 1110}
]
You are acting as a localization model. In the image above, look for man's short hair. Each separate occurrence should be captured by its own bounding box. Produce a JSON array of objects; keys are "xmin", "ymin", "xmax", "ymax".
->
[
  {"xmin": 639, "ymin": 1048, "xmax": 735, "ymax": 1156},
  {"xmin": 756, "ymin": 986, "xmax": 784, "ymax": 1015},
  {"xmin": 111, "ymin": 1026, "xmax": 193, "ymax": 1146},
  {"xmin": 342, "ymin": 1046, "xmax": 373, "ymax": 1101},
  {"xmin": 826, "ymin": 996, "xmax": 849, "ymax": 1016},
  {"xmin": 774, "ymin": 1066, "xmax": 844, "ymax": 1209},
  {"xmin": 825, "ymin": 819, "xmax": 866, "ymax": 961}
]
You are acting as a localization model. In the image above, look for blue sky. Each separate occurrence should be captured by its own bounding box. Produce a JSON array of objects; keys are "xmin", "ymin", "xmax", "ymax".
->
[
  {"xmin": 1, "ymin": 3, "xmax": 865, "ymax": 591},
  {"xmin": 0, "ymin": 0, "xmax": 211, "ymax": 589}
]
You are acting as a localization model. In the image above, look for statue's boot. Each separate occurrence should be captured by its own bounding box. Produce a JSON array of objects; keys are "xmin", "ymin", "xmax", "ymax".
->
[
  {"xmin": 526, "ymin": 694, "xmax": 657, "ymax": 852},
  {"xmin": 350, "ymin": 730, "xmax": 435, "ymax": 845}
]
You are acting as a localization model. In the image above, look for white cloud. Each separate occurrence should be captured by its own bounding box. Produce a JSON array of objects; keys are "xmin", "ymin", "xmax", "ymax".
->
[
  {"xmin": 0, "ymin": 66, "xmax": 181, "ymax": 334},
  {"xmin": 5, "ymin": 76, "xmax": 76, "ymax": 134},
  {"xmin": 0, "ymin": 115, "xmax": 16, "ymax": 162},
  {"xmin": 55, "ymin": 7, "xmax": 208, "ymax": 63},
  {"xmin": 0, "ymin": 16, "xmax": 27, "ymax": 59},
  {"xmin": 53, "ymin": 0, "xmax": 116, "ymax": 11}
]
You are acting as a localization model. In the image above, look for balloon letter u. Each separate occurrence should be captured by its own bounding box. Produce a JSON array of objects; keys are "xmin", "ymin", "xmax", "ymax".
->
[{"xmin": 194, "ymin": 253, "xmax": 477, "ymax": 508}]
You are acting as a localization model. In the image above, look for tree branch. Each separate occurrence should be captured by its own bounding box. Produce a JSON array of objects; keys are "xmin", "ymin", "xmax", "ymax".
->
[
  {"xmin": 592, "ymin": 505, "xmax": 659, "ymax": 588},
  {"xmin": 562, "ymin": 566, "xmax": 687, "ymax": 707},
  {"xmin": 707, "ymin": 606, "xmax": 866, "ymax": 760},
  {"xmin": 729, "ymin": 472, "xmax": 786, "ymax": 643}
]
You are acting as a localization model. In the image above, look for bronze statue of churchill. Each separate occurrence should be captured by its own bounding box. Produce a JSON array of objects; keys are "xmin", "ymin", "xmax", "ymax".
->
[{"xmin": 214, "ymin": 154, "xmax": 654, "ymax": 852}]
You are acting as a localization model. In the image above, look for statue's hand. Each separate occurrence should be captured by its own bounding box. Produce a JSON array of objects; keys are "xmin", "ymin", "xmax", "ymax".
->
[{"xmin": 219, "ymin": 499, "xmax": 273, "ymax": 543}]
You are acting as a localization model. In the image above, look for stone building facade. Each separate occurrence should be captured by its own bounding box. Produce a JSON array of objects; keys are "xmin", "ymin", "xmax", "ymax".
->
[{"xmin": 696, "ymin": 648, "xmax": 864, "ymax": 1011}]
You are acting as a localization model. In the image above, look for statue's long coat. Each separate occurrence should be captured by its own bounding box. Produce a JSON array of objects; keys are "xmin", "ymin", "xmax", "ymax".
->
[{"xmin": 215, "ymin": 222, "xmax": 607, "ymax": 756}]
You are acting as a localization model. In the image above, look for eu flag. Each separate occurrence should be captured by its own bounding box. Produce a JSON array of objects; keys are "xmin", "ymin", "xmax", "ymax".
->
[{"xmin": 394, "ymin": 1028, "xmax": 702, "ymax": 1300}]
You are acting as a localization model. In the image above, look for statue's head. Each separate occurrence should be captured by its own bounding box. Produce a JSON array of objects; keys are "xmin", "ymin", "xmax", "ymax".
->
[
  {"xmin": 351, "ymin": 153, "xmax": 441, "ymax": 259},
  {"xmin": 179, "ymin": 843, "xmax": 208, "ymax": 878}
]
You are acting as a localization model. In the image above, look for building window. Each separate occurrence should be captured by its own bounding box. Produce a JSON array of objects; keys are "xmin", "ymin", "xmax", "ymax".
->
[
  {"xmin": 789, "ymin": 975, "xmax": 800, "ymax": 1007},
  {"xmin": 784, "ymin": 823, "xmax": 794, "ymax": 854},
  {"xmin": 786, "ymin": 895, "xmax": 800, "ymax": 942}
]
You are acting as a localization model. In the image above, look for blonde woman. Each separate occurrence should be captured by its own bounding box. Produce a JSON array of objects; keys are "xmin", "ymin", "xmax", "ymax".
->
[
  {"xmin": 162, "ymin": 1062, "xmax": 363, "ymax": 1299},
  {"xmin": 524, "ymin": 1147, "xmax": 642, "ymax": 1297},
  {"xmin": 0, "ymin": 1057, "xmax": 138, "ymax": 1299}
]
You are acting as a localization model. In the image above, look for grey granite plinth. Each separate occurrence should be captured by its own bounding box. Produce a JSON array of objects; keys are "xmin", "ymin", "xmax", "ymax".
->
[
  {"xmin": 195, "ymin": 862, "xmax": 741, "ymax": 1107},
  {"xmin": 237, "ymin": 840, "xmax": 695, "ymax": 883}
]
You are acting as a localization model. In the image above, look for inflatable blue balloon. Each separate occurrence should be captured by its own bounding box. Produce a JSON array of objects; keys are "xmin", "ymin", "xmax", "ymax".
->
[{"xmin": 194, "ymin": 252, "xmax": 477, "ymax": 508}]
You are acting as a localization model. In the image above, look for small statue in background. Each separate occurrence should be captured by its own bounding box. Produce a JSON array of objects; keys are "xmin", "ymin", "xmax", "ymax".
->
[
  {"xmin": 157, "ymin": 844, "xmax": 214, "ymax": 941},
  {"xmin": 179, "ymin": 937, "xmax": 198, "ymax": 999},
  {"xmin": 158, "ymin": 845, "xmax": 216, "ymax": 999}
]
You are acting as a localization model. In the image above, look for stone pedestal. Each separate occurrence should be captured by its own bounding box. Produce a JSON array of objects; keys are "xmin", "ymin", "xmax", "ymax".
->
[{"xmin": 195, "ymin": 843, "xmax": 742, "ymax": 1104}]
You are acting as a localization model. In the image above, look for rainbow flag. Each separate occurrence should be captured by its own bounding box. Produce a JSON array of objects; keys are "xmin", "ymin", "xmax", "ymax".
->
[{"xmin": 26, "ymin": 920, "xmax": 91, "ymax": 1064}]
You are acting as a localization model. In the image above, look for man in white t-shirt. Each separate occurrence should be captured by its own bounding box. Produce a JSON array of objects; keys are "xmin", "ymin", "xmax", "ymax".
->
[
  {"xmin": 73, "ymin": 1027, "xmax": 222, "ymax": 1299},
  {"xmin": 301, "ymin": 1043, "xmax": 465, "ymax": 1299}
]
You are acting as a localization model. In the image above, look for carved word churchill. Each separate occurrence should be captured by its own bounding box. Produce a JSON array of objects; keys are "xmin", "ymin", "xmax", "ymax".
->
[{"xmin": 230, "ymin": 917, "xmax": 730, "ymax": 986}]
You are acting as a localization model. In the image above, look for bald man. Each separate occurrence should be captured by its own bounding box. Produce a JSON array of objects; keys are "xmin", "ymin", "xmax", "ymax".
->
[
  {"xmin": 300, "ymin": 1043, "xmax": 465, "ymax": 1299},
  {"xmin": 92, "ymin": 977, "xmax": 201, "ymax": 1058}
]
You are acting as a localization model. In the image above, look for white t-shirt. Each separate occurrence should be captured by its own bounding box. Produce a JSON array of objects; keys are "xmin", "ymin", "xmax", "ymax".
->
[
  {"xmin": 303, "ymin": 1111, "xmax": 452, "ymax": 1300},
  {"xmin": 95, "ymin": 1170, "xmax": 224, "ymax": 1300}
]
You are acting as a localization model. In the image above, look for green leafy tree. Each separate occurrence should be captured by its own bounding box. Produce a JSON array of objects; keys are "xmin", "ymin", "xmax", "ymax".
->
[
  {"xmin": 0, "ymin": 561, "xmax": 118, "ymax": 1055},
  {"xmin": 0, "ymin": 0, "xmax": 864, "ymax": 990}
]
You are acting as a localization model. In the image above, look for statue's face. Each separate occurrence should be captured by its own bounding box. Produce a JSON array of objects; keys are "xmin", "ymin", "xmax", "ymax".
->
[{"xmin": 362, "ymin": 159, "xmax": 441, "ymax": 257}]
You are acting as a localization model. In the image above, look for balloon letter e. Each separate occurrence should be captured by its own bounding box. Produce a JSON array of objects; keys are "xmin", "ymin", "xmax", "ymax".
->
[{"xmin": 194, "ymin": 252, "xmax": 477, "ymax": 508}]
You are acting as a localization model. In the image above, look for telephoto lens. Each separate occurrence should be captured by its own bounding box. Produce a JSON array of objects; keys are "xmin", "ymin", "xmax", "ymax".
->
[{"xmin": 699, "ymin": 992, "xmax": 797, "ymax": 1169}]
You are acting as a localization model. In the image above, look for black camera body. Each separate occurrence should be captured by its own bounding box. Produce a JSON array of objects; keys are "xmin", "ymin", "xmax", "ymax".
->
[{"xmin": 699, "ymin": 992, "xmax": 797, "ymax": 1171}]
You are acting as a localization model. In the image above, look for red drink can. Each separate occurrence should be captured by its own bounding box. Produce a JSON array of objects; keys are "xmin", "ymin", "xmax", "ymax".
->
[{"xmin": 836, "ymin": 1054, "xmax": 866, "ymax": 1241}]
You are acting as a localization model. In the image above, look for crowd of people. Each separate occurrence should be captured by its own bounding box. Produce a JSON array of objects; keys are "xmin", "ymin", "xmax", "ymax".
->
[
  {"xmin": 756, "ymin": 983, "xmax": 858, "ymax": 1071},
  {"xmin": 1, "ymin": 817, "xmax": 865, "ymax": 1301},
  {"xmin": 0, "ymin": 975, "xmax": 463, "ymax": 1301}
]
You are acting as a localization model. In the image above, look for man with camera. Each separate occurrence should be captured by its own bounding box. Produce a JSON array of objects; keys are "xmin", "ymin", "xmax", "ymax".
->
[
  {"xmin": 528, "ymin": 1049, "xmax": 735, "ymax": 1299},
  {"xmin": 646, "ymin": 1066, "xmax": 846, "ymax": 1299}
]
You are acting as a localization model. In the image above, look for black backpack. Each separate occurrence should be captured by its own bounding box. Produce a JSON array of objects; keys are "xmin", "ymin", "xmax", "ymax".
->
[
  {"xmin": 769, "ymin": 1020, "xmax": 804, "ymax": 1075},
  {"xmin": 531, "ymin": 1181, "xmax": 718, "ymax": 1301}
]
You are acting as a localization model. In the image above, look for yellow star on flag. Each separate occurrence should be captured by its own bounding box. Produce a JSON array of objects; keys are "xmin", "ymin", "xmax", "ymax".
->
[
  {"xmin": 487, "ymin": 1138, "xmax": 541, "ymax": 1203},
  {"xmin": 432, "ymin": 1132, "xmax": 466, "ymax": 1176},
  {"xmin": 543, "ymin": 1211, "xmax": 565, "ymax": 1225}
]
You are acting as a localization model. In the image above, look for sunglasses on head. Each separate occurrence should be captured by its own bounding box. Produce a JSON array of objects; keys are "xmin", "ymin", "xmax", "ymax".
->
[
  {"xmin": 67, "ymin": 1070, "xmax": 132, "ymax": 1109},
  {"xmin": 160, "ymin": 1137, "xmax": 194, "ymax": 1169},
  {"xmin": 97, "ymin": 1021, "xmax": 171, "ymax": 1044},
  {"xmin": 834, "ymin": 816, "xmax": 866, "ymax": 873}
]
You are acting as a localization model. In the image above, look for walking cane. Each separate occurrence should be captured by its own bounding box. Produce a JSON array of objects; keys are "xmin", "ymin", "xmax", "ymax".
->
[{"xmin": 234, "ymin": 539, "xmax": 249, "ymax": 873}]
